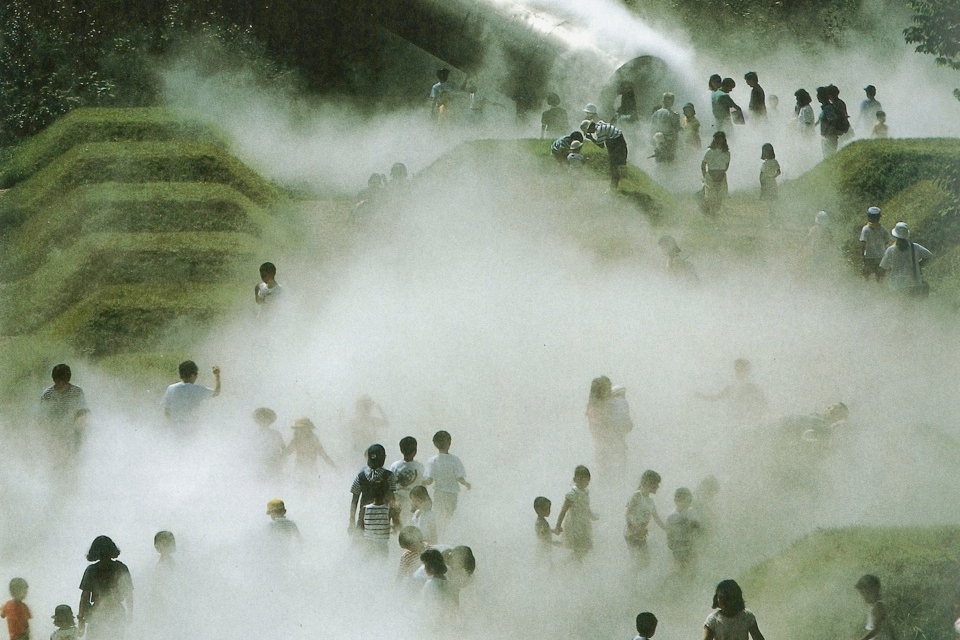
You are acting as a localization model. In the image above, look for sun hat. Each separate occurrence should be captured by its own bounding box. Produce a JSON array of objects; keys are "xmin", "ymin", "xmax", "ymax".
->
[
  {"xmin": 582, "ymin": 103, "xmax": 598, "ymax": 115},
  {"xmin": 570, "ymin": 140, "xmax": 582, "ymax": 150},
  {"xmin": 892, "ymin": 222, "xmax": 910, "ymax": 239},
  {"xmin": 867, "ymin": 206, "xmax": 881, "ymax": 218}
]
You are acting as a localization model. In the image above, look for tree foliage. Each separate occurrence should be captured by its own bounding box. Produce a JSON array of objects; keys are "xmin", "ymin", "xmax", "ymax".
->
[{"xmin": 904, "ymin": 0, "xmax": 960, "ymax": 99}]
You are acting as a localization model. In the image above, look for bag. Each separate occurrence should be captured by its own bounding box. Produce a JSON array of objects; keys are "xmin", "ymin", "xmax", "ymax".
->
[{"xmin": 835, "ymin": 115, "xmax": 850, "ymax": 135}]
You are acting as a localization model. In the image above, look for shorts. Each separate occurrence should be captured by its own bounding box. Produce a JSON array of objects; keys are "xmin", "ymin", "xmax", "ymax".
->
[
  {"xmin": 862, "ymin": 257, "xmax": 883, "ymax": 277},
  {"xmin": 606, "ymin": 134, "xmax": 628, "ymax": 167},
  {"xmin": 434, "ymin": 490, "xmax": 458, "ymax": 516}
]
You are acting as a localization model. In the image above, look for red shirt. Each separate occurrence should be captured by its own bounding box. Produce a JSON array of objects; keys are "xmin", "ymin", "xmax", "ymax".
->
[{"xmin": 1, "ymin": 599, "xmax": 30, "ymax": 640}]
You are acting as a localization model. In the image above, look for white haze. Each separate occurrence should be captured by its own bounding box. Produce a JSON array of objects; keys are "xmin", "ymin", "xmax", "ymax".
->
[{"xmin": 4, "ymin": 2, "xmax": 960, "ymax": 640}]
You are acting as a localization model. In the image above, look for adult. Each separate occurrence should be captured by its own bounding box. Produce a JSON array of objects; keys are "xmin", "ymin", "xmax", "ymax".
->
[
  {"xmin": 880, "ymin": 222, "xmax": 932, "ymax": 297},
  {"xmin": 161, "ymin": 360, "xmax": 221, "ymax": 425},
  {"xmin": 581, "ymin": 119, "xmax": 629, "ymax": 189},
  {"xmin": 794, "ymin": 89, "xmax": 815, "ymax": 137},
  {"xmin": 816, "ymin": 86, "xmax": 840, "ymax": 158},
  {"xmin": 859, "ymin": 85, "xmax": 882, "ymax": 130},
  {"xmin": 585, "ymin": 376, "xmax": 632, "ymax": 474},
  {"xmin": 40, "ymin": 363, "xmax": 89, "ymax": 455},
  {"xmin": 78, "ymin": 536, "xmax": 133, "ymax": 640},
  {"xmin": 651, "ymin": 92, "xmax": 682, "ymax": 162},
  {"xmin": 711, "ymin": 78, "xmax": 743, "ymax": 135},
  {"xmin": 700, "ymin": 131, "xmax": 731, "ymax": 216}
]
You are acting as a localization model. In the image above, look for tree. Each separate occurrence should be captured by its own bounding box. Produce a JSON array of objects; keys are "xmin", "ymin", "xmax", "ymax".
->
[{"xmin": 904, "ymin": 0, "xmax": 960, "ymax": 100}]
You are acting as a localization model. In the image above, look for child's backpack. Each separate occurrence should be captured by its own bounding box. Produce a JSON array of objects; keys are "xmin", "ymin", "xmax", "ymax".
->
[{"xmin": 835, "ymin": 113, "xmax": 850, "ymax": 135}]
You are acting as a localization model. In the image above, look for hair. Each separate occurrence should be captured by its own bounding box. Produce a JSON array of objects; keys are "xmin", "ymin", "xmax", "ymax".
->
[
  {"xmin": 51, "ymin": 363, "xmax": 71, "ymax": 382},
  {"xmin": 636, "ymin": 612, "xmax": 658, "ymax": 636},
  {"xmin": 154, "ymin": 530, "xmax": 176, "ymax": 552},
  {"xmin": 410, "ymin": 485, "xmax": 432, "ymax": 508},
  {"xmin": 436, "ymin": 68, "xmax": 450, "ymax": 82},
  {"xmin": 252, "ymin": 407, "xmax": 277, "ymax": 426},
  {"xmin": 683, "ymin": 102, "xmax": 695, "ymax": 115},
  {"xmin": 856, "ymin": 574, "xmax": 881, "ymax": 592},
  {"xmin": 86, "ymin": 535, "xmax": 121, "ymax": 562},
  {"xmin": 712, "ymin": 579, "xmax": 746, "ymax": 612},
  {"xmin": 826, "ymin": 84, "xmax": 840, "ymax": 99},
  {"xmin": 761, "ymin": 143, "xmax": 775, "ymax": 160},
  {"xmin": 674, "ymin": 487, "xmax": 693, "ymax": 502},
  {"xmin": 708, "ymin": 74, "xmax": 722, "ymax": 89},
  {"xmin": 573, "ymin": 465, "xmax": 591, "ymax": 481},
  {"xmin": 721, "ymin": 77, "xmax": 736, "ymax": 91},
  {"xmin": 794, "ymin": 88, "xmax": 812, "ymax": 109},
  {"xmin": 398, "ymin": 526, "xmax": 424, "ymax": 550},
  {"xmin": 178, "ymin": 360, "xmax": 199, "ymax": 380},
  {"xmin": 640, "ymin": 469, "xmax": 662, "ymax": 489},
  {"xmin": 420, "ymin": 548, "xmax": 447, "ymax": 577},
  {"xmin": 445, "ymin": 545, "xmax": 476, "ymax": 574},
  {"xmin": 876, "ymin": 110, "xmax": 885, "ymax": 119},
  {"xmin": 865, "ymin": 84, "xmax": 877, "ymax": 96},
  {"xmin": 588, "ymin": 376, "xmax": 612, "ymax": 404},
  {"xmin": 709, "ymin": 131, "xmax": 729, "ymax": 153},
  {"xmin": 816, "ymin": 86, "xmax": 830, "ymax": 105},
  {"xmin": 259, "ymin": 261, "xmax": 276, "ymax": 275},
  {"xmin": 744, "ymin": 71, "xmax": 758, "ymax": 82},
  {"xmin": 390, "ymin": 162, "xmax": 407, "ymax": 180},
  {"xmin": 8, "ymin": 578, "xmax": 27, "ymax": 598},
  {"xmin": 432, "ymin": 430, "xmax": 451, "ymax": 448},
  {"xmin": 662, "ymin": 92, "xmax": 675, "ymax": 108},
  {"xmin": 825, "ymin": 402, "xmax": 849, "ymax": 423},
  {"xmin": 534, "ymin": 496, "xmax": 551, "ymax": 514},
  {"xmin": 658, "ymin": 235, "xmax": 680, "ymax": 254},
  {"xmin": 366, "ymin": 444, "xmax": 386, "ymax": 468},
  {"xmin": 547, "ymin": 92, "xmax": 560, "ymax": 106},
  {"xmin": 697, "ymin": 475, "xmax": 720, "ymax": 499},
  {"xmin": 399, "ymin": 436, "xmax": 418, "ymax": 455}
]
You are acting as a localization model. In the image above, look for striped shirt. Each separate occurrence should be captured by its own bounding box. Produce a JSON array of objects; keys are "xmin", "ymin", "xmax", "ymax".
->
[
  {"xmin": 551, "ymin": 135, "xmax": 573, "ymax": 156},
  {"xmin": 591, "ymin": 121, "xmax": 622, "ymax": 144},
  {"xmin": 363, "ymin": 503, "xmax": 392, "ymax": 542}
]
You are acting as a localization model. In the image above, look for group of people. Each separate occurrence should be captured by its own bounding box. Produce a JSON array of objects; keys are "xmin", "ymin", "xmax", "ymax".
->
[{"xmin": 858, "ymin": 206, "xmax": 932, "ymax": 296}]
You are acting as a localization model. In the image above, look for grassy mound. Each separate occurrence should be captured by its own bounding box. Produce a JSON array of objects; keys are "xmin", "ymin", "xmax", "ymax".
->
[{"xmin": 744, "ymin": 527, "xmax": 960, "ymax": 640}]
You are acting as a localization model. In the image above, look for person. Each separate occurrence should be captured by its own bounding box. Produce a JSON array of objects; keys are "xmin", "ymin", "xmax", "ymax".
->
[
  {"xmin": 828, "ymin": 84, "xmax": 852, "ymax": 141},
  {"xmin": 254, "ymin": 262, "xmax": 282, "ymax": 308},
  {"xmin": 1, "ymin": 578, "xmax": 30, "ymax": 640},
  {"xmin": 442, "ymin": 546, "xmax": 475, "ymax": 608},
  {"xmin": 701, "ymin": 132, "xmax": 731, "ymax": 216},
  {"xmin": 580, "ymin": 119, "xmax": 629, "ymax": 189},
  {"xmin": 708, "ymin": 74, "xmax": 722, "ymax": 92},
  {"xmin": 860, "ymin": 206, "xmax": 892, "ymax": 282},
  {"xmin": 635, "ymin": 612, "xmax": 658, "ymax": 640},
  {"xmin": 651, "ymin": 92, "xmax": 681, "ymax": 162},
  {"xmin": 349, "ymin": 444, "xmax": 397, "ymax": 534},
  {"xmin": 616, "ymin": 83, "xmax": 639, "ymax": 123},
  {"xmin": 390, "ymin": 436, "xmax": 425, "ymax": 525},
  {"xmin": 682, "ymin": 103, "xmax": 702, "ymax": 150},
  {"xmin": 553, "ymin": 465, "xmax": 598, "ymax": 560},
  {"xmin": 422, "ymin": 430, "xmax": 470, "ymax": 528},
  {"xmin": 855, "ymin": 575, "xmax": 893, "ymax": 640},
  {"xmin": 658, "ymin": 235, "xmax": 699, "ymax": 284},
  {"xmin": 880, "ymin": 222, "xmax": 932, "ymax": 297},
  {"xmin": 585, "ymin": 376, "xmax": 624, "ymax": 475},
  {"xmin": 534, "ymin": 496, "xmax": 561, "ymax": 551},
  {"xmin": 624, "ymin": 470, "xmax": 666, "ymax": 568},
  {"xmin": 816, "ymin": 86, "xmax": 840, "ymax": 158},
  {"xmin": 161, "ymin": 360, "xmax": 220, "ymax": 425},
  {"xmin": 430, "ymin": 68, "xmax": 457, "ymax": 119},
  {"xmin": 540, "ymin": 93, "xmax": 569, "ymax": 139},
  {"xmin": 389, "ymin": 162, "xmax": 409, "ymax": 191},
  {"xmin": 153, "ymin": 530, "xmax": 176, "ymax": 571},
  {"xmin": 550, "ymin": 131, "xmax": 584, "ymax": 164},
  {"xmin": 397, "ymin": 526, "xmax": 428, "ymax": 584},
  {"xmin": 347, "ymin": 395, "xmax": 389, "ymax": 457},
  {"xmin": 872, "ymin": 111, "xmax": 889, "ymax": 139},
  {"xmin": 692, "ymin": 475, "xmax": 720, "ymax": 541},
  {"xmin": 251, "ymin": 408, "xmax": 285, "ymax": 480},
  {"xmin": 860, "ymin": 85, "xmax": 882, "ymax": 130},
  {"xmin": 711, "ymin": 78, "xmax": 743, "ymax": 134},
  {"xmin": 744, "ymin": 72, "xmax": 766, "ymax": 119},
  {"xmin": 696, "ymin": 358, "xmax": 768, "ymax": 425},
  {"xmin": 78, "ymin": 536, "xmax": 133, "ymax": 640},
  {"xmin": 409, "ymin": 485, "xmax": 438, "ymax": 544},
  {"xmin": 40, "ymin": 364, "xmax": 89, "ymax": 456},
  {"xmin": 352, "ymin": 173, "xmax": 387, "ymax": 219},
  {"xmin": 666, "ymin": 487, "xmax": 700, "ymax": 575},
  {"xmin": 779, "ymin": 402, "xmax": 849, "ymax": 443},
  {"xmin": 768, "ymin": 94, "xmax": 780, "ymax": 120},
  {"xmin": 362, "ymin": 481, "xmax": 395, "ymax": 557},
  {"xmin": 420, "ymin": 549, "xmax": 452, "ymax": 609},
  {"xmin": 266, "ymin": 498, "xmax": 302, "ymax": 541},
  {"xmin": 148, "ymin": 531, "xmax": 177, "ymax": 612},
  {"xmin": 567, "ymin": 140, "xmax": 585, "ymax": 169},
  {"xmin": 759, "ymin": 143, "xmax": 781, "ymax": 204},
  {"xmin": 283, "ymin": 417, "xmax": 337, "ymax": 479},
  {"xmin": 794, "ymin": 89, "xmax": 816, "ymax": 137},
  {"xmin": 582, "ymin": 103, "xmax": 600, "ymax": 123},
  {"xmin": 702, "ymin": 580, "xmax": 766, "ymax": 640},
  {"xmin": 50, "ymin": 605, "xmax": 78, "ymax": 640}
]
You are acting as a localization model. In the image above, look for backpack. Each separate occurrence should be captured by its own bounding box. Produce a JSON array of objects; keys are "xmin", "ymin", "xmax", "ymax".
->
[{"xmin": 835, "ymin": 113, "xmax": 850, "ymax": 135}]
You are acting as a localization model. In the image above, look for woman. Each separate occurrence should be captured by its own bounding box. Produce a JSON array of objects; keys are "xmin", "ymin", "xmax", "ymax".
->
[
  {"xmin": 701, "ymin": 132, "xmax": 731, "ymax": 216},
  {"xmin": 794, "ymin": 88, "xmax": 815, "ymax": 137},
  {"xmin": 586, "ymin": 376, "xmax": 630, "ymax": 474},
  {"xmin": 78, "ymin": 536, "xmax": 133, "ymax": 640}
]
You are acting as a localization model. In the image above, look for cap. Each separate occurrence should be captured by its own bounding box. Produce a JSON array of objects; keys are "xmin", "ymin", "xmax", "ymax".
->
[
  {"xmin": 266, "ymin": 498, "xmax": 286, "ymax": 514},
  {"xmin": 582, "ymin": 103, "xmax": 598, "ymax": 115},
  {"xmin": 867, "ymin": 206, "xmax": 881, "ymax": 218},
  {"xmin": 892, "ymin": 222, "xmax": 910, "ymax": 239},
  {"xmin": 292, "ymin": 417, "xmax": 315, "ymax": 429},
  {"xmin": 52, "ymin": 605, "xmax": 74, "ymax": 624},
  {"xmin": 816, "ymin": 210, "xmax": 829, "ymax": 224},
  {"xmin": 864, "ymin": 84, "xmax": 876, "ymax": 93},
  {"xmin": 570, "ymin": 140, "xmax": 582, "ymax": 150}
]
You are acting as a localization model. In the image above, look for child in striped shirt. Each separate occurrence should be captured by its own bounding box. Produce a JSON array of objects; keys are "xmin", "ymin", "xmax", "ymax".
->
[
  {"xmin": 580, "ymin": 120, "xmax": 629, "ymax": 188},
  {"xmin": 363, "ymin": 481, "xmax": 394, "ymax": 558}
]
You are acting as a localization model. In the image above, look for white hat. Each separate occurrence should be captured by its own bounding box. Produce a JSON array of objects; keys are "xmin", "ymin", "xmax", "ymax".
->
[
  {"xmin": 867, "ymin": 206, "xmax": 881, "ymax": 217},
  {"xmin": 570, "ymin": 140, "xmax": 583, "ymax": 150},
  {"xmin": 582, "ymin": 103, "xmax": 598, "ymax": 115},
  {"xmin": 892, "ymin": 222, "xmax": 910, "ymax": 239},
  {"xmin": 816, "ymin": 210, "xmax": 829, "ymax": 224}
]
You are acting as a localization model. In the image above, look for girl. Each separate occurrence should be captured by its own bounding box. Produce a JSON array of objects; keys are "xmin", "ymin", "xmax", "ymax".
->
[
  {"xmin": 410, "ymin": 485, "xmax": 438, "ymax": 544},
  {"xmin": 682, "ymin": 103, "xmax": 701, "ymax": 150},
  {"xmin": 701, "ymin": 132, "xmax": 731, "ymax": 216},
  {"xmin": 794, "ymin": 89, "xmax": 815, "ymax": 137},
  {"xmin": 553, "ymin": 465, "xmax": 598, "ymax": 559},
  {"xmin": 78, "ymin": 536, "xmax": 133, "ymax": 640},
  {"xmin": 284, "ymin": 417, "xmax": 337, "ymax": 478},
  {"xmin": 624, "ymin": 470, "xmax": 666, "ymax": 567},
  {"xmin": 420, "ymin": 549, "xmax": 452, "ymax": 608},
  {"xmin": 855, "ymin": 575, "xmax": 893, "ymax": 640},
  {"xmin": 443, "ymin": 546, "xmax": 476, "ymax": 608},
  {"xmin": 759, "ymin": 143, "xmax": 781, "ymax": 202},
  {"xmin": 702, "ymin": 579, "xmax": 765, "ymax": 640}
]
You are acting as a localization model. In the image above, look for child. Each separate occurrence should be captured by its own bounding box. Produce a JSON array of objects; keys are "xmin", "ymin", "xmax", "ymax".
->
[
  {"xmin": 348, "ymin": 395, "xmax": 389, "ymax": 456},
  {"xmin": 534, "ymin": 496, "xmax": 561, "ymax": 550},
  {"xmin": 410, "ymin": 485, "xmax": 438, "ymax": 544},
  {"xmin": 252, "ymin": 408, "xmax": 285, "ymax": 480},
  {"xmin": 420, "ymin": 549, "xmax": 452, "ymax": 608},
  {"xmin": 551, "ymin": 131, "xmax": 584, "ymax": 164},
  {"xmin": 860, "ymin": 206, "xmax": 892, "ymax": 282},
  {"xmin": 154, "ymin": 530, "xmax": 176, "ymax": 569},
  {"xmin": 567, "ymin": 140, "xmax": 585, "ymax": 169},
  {"xmin": 390, "ymin": 436, "xmax": 425, "ymax": 525},
  {"xmin": 759, "ymin": 143, "xmax": 781, "ymax": 202},
  {"xmin": 39, "ymin": 363, "xmax": 89, "ymax": 455},
  {"xmin": 855, "ymin": 575, "xmax": 893, "ymax": 640},
  {"xmin": 580, "ymin": 119, "xmax": 629, "ymax": 189},
  {"xmin": 349, "ymin": 444, "xmax": 397, "ymax": 533},
  {"xmin": 624, "ymin": 470, "xmax": 665, "ymax": 567},
  {"xmin": 635, "ymin": 611, "xmax": 658, "ymax": 640},
  {"xmin": 50, "ymin": 605, "xmax": 77, "ymax": 640},
  {"xmin": 692, "ymin": 476, "xmax": 720, "ymax": 541},
  {"xmin": 423, "ymin": 431, "xmax": 470, "ymax": 527},
  {"xmin": 362, "ymin": 481, "xmax": 395, "ymax": 557},
  {"xmin": 703, "ymin": 579, "xmax": 766, "ymax": 640},
  {"xmin": 397, "ymin": 526, "xmax": 428, "ymax": 583},
  {"xmin": 283, "ymin": 417, "xmax": 337, "ymax": 479},
  {"xmin": 150, "ymin": 531, "xmax": 177, "ymax": 610},
  {"xmin": 871, "ymin": 111, "xmax": 888, "ymax": 139},
  {"xmin": 254, "ymin": 262, "xmax": 282, "ymax": 307},
  {"xmin": 1, "ymin": 578, "xmax": 30, "ymax": 640},
  {"xmin": 682, "ymin": 103, "xmax": 701, "ymax": 150},
  {"xmin": 161, "ymin": 360, "xmax": 221, "ymax": 425},
  {"xmin": 541, "ymin": 92, "xmax": 569, "ymax": 139},
  {"xmin": 666, "ymin": 487, "xmax": 700, "ymax": 574},
  {"xmin": 442, "ymin": 546, "xmax": 476, "ymax": 608},
  {"xmin": 78, "ymin": 536, "xmax": 133, "ymax": 640},
  {"xmin": 553, "ymin": 465, "xmax": 598, "ymax": 559},
  {"xmin": 266, "ymin": 499, "xmax": 302, "ymax": 544}
]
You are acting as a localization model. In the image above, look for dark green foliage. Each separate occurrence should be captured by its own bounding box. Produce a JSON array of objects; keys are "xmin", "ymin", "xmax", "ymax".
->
[{"xmin": 904, "ymin": 0, "xmax": 960, "ymax": 100}]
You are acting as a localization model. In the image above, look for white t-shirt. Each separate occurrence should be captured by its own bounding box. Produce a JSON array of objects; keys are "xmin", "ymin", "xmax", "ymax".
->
[
  {"xmin": 412, "ymin": 508, "xmax": 438, "ymax": 543},
  {"xmin": 702, "ymin": 148, "xmax": 730, "ymax": 171},
  {"xmin": 425, "ymin": 453, "xmax": 466, "ymax": 495},
  {"xmin": 860, "ymin": 224, "xmax": 892, "ymax": 259},
  {"xmin": 704, "ymin": 609, "xmax": 757, "ymax": 640},
  {"xmin": 161, "ymin": 382, "xmax": 214, "ymax": 423},
  {"xmin": 879, "ymin": 242, "xmax": 932, "ymax": 290},
  {"xmin": 390, "ymin": 459, "xmax": 425, "ymax": 494},
  {"xmin": 255, "ymin": 282, "xmax": 282, "ymax": 304}
]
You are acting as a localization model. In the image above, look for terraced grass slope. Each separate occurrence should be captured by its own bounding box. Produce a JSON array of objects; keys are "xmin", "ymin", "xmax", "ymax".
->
[{"xmin": 0, "ymin": 108, "xmax": 285, "ymax": 372}]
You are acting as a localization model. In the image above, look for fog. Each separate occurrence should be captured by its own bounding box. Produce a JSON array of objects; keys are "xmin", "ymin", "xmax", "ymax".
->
[{"xmin": 3, "ymin": 1, "xmax": 960, "ymax": 639}]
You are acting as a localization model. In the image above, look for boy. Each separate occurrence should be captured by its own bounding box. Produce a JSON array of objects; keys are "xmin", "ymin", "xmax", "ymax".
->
[
  {"xmin": 550, "ymin": 131, "xmax": 584, "ymax": 164},
  {"xmin": 430, "ymin": 68, "xmax": 457, "ymax": 118},
  {"xmin": 871, "ymin": 111, "xmax": 888, "ymax": 139},
  {"xmin": 422, "ymin": 431, "xmax": 470, "ymax": 526},
  {"xmin": 161, "ymin": 360, "xmax": 220, "ymax": 425},
  {"xmin": 154, "ymin": 531, "xmax": 176, "ymax": 569},
  {"xmin": 267, "ymin": 498, "xmax": 302, "ymax": 544},
  {"xmin": 40, "ymin": 364, "xmax": 89, "ymax": 455},
  {"xmin": 534, "ymin": 497, "xmax": 561, "ymax": 550},
  {"xmin": 624, "ymin": 470, "xmax": 665, "ymax": 567},
  {"xmin": 349, "ymin": 444, "xmax": 398, "ymax": 533},
  {"xmin": 50, "ymin": 605, "xmax": 77, "ymax": 640},
  {"xmin": 150, "ymin": 531, "xmax": 177, "ymax": 611},
  {"xmin": 540, "ymin": 92, "xmax": 569, "ymax": 139},
  {"xmin": 744, "ymin": 71, "xmax": 766, "ymax": 118},
  {"xmin": 855, "ymin": 574, "xmax": 892, "ymax": 640},
  {"xmin": 860, "ymin": 206, "xmax": 892, "ymax": 282},
  {"xmin": 1, "ymin": 578, "xmax": 30, "ymax": 640},
  {"xmin": 566, "ymin": 140, "xmax": 585, "ymax": 169},
  {"xmin": 254, "ymin": 262, "xmax": 282, "ymax": 307},
  {"xmin": 634, "ymin": 611, "xmax": 658, "ymax": 640},
  {"xmin": 390, "ymin": 436, "xmax": 425, "ymax": 525},
  {"xmin": 396, "ymin": 526, "xmax": 428, "ymax": 584},
  {"xmin": 666, "ymin": 487, "xmax": 700, "ymax": 575}
]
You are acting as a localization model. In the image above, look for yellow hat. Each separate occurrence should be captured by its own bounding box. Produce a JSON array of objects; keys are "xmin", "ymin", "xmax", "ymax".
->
[
  {"xmin": 292, "ymin": 417, "xmax": 315, "ymax": 429},
  {"xmin": 266, "ymin": 498, "xmax": 285, "ymax": 514}
]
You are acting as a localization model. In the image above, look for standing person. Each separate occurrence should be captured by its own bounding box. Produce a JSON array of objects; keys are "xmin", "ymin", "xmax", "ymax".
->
[
  {"xmin": 759, "ymin": 143, "xmax": 781, "ymax": 205},
  {"xmin": 534, "ymin": 497, "xmax": 561, "ymax": 552},
  {"xmin": 855, "ymin": 575, "xmax": 893, "ymax": 640},
  {"xmin": 665, "ymin": 487, "xmax": 700, "ymax": 576},
  {"xmin": 580, "ymin": 120, "xmax": 629, "ymax": 189},
  {"xmin": 40, "ymin": 364, "xmax": 89, "ymax": 457},
  {"xmin": 50, "ymin": 605, "xmax": 78, "ymax": 640},
  {"xmin": 860, "ymin": 207, "xmax": 892, "ymax": 282},
  {"xmin": 390, "ymin": 436, "xmax": 425, "ymax": 525},
  {"xmin": 708, "ymin": 74, "xmax": 722, "ymax": 93},
  {"xmin": 582, "ymin": 103, "xmax": 600, "ymax": 123},
  {"xmin": 540, "ymin": 93, "xmax": 569, "ymax": 139},
  {"xmin": 348, "ymin": 444, "xmax": 397, "ymax": 534},
  {"xmin": 430, "ymin": 68, "xmax": 457, "ymax": 120},
  {"xmin": 585, "ymin": 376, "xmax": 614, "ymax": 474},
  {"xmin": 828, "ymin": 84, "xmax": 852, "ymax": 142},
  {"xmin": 266, "ymin": 499, "xmax": 302, "ymax": 552},
  {"xmin": 624, "ymin": 470, "xmax": 666, "ymax": 568},
  {"xmin": 553, "ymin": 465, "xmax": 598, "ymax": 560},
  {"xmin": 362, "ymin": 482, "xmax": 395, "ymax": 558},
  {"xmin": 860, "ymin": 85, "xmax": 882, "ymax": 131},
  {"xmin": 1, "ymin": 578, "xmax": 30, "ymax": 640},
  {"xmin": 711, "ymin": 78, "xmax": 743, "ymax": 135},
  {"xmin": 794, "ymin": 89, "xmax": 816, "ymax": 137},
  {"xmin": 161, "ymin": 360, "xmax": 220, "ymax": 426},
  {"xmin": 422, "ymin": 430, "xmax": 471, "ymax": 530},
  {"xmin": 816, "ymin": 86, "xmax": 840, "ymax": 158},
  {"xmin": 409, "ymin": 485, "xmax": 438, "ymax": 544},
  {"xmin": 872, "ymin": 111, "xmax": 889, "ymax": 139},
  {"xmin": 651, "ymin": 93, "xmax": 682, "ymax": 162},
  {"xmin": 696, "ymin": 358, "xmax": 768, "ymax": 426},
  {"xmin": 744, "ymin": 72, "xmax": 766, "ymax": 119},
  {"xmin": 702, "ymin": 580, "xmax": 766, "ymax": 640},
  {"xmin": 254, "ymin": 262, "xmax": 282, "ymax": 309},
  {"xmin": 880, "ymin": 222, "xmax": 932, "ymax": 297},
  {"xmin": 701, "ymin": 132, "xmax": 731, "ymax": 216},
  {"xmin": 251, "ymin": 408, "xmax": 285, "ymax": 481},
  {"xmin": 347, "ymin": 395, "xmax": 389, "ymax": 458},
  {"xmin": 682, "ymin": 103, "xmax": 702, "ymax": 150},
  {"xmin": 283, "ymin": 417, "xmax": 337, "ymax": 481},
  {"xmin": 77, "ymin": 536, "xmax": 133, "ymax": 640}
]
